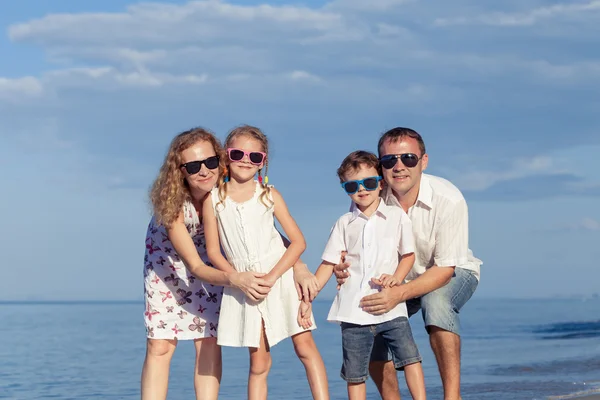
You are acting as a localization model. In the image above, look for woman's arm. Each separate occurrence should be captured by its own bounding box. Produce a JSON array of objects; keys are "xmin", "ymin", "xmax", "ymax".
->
[
  {"xmin": 166, "ymin": 211, "xmax": 233, "ymax": 286},
  {"xmin": 264, "ymin": 188, "xmax": 306, "ymax": 284}
]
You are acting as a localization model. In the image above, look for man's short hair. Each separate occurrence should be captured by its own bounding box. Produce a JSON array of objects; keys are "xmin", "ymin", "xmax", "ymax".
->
[
  {"xmin": 337, "ymin": 150, "xmax": 380, "ymax": 183},
  {"xmin": 377, "ymin": 127, "xmax": 426, "ymax": 157}
]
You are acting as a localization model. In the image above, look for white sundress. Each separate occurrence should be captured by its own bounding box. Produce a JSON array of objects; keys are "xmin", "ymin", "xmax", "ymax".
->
[
  {"xmin": 143, "ymin": 200, "xmax": 223, "ymax": 340},
  {"xmin": 211, "ymin": 183, "xmax": 315, "ymax": 348}
]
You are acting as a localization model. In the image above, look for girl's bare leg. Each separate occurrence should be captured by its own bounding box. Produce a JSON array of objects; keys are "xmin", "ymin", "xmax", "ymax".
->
[
  {"xmin": 141, "ymin": 338, "xmax": 177, "ymax": 400},
  {"xmin": 291, "ymin": 331, "xmax": 329, "ymax": 400},
  {"xmin": 248, "ymin": 325, "xmax": 272, "ymax": 400},
  {"xmin": 193, "ymin": 337, "xmax": 222, "ymax": 400},
  {"xmin": 404, "ymin": 363, "xmax": 426, "ymax": 400}
]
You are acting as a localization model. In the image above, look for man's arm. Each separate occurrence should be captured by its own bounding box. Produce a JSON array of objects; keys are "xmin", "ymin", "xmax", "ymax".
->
[{"xmin": 360, "ymin": 265, "xmax": 454, "ymax": 315}]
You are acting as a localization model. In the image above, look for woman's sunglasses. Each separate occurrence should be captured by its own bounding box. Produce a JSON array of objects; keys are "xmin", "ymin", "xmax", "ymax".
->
[
  {"xmin": 379, "ymin": 153, "xmax": 421, "ymax": 169},
  {"xmin": 227, "ymin": 148, "xmax": 266, "ymax": 165},
  {"xmin": 341, "ymin": 176, "xmax": 382, "ymax": 195},
  {"xmin": 180, "ymin": 155, "xmax": 220, "ymax": 175}
]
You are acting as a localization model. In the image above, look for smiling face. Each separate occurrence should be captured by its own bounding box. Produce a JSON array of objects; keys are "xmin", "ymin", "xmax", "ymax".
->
[
  {"xmin": 343, "ymin": 164, "xmax": 382, "ymax": 213},
  {"xmin": 379, "ymin": 136, "xmax": 428, "ymax": 199},
  {"xmin": 227, "ymin": 134, "xmax": 265, "ymax": 183},
  {"xmin": 180, "ymin": 140, "xmax": 220, "ymax": 196}
]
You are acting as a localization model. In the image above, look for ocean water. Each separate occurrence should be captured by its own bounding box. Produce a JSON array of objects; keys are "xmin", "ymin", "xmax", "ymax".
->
[{"xmin": 1, "ymin": 297, "xmax": 599, "ymax": 400}]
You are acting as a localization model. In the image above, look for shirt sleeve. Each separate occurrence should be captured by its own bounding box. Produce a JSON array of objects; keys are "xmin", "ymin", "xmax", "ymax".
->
[
  {"xmin": 398, "ymin": 210, "xmax": 415, "ymax": 256},
  {"xmin": 434, "ymin": 199, "xmax": 469, "ymax": 268},
  {"xmin": 321, "ymin": 218, "xmax": 347, "ymax": 265}
]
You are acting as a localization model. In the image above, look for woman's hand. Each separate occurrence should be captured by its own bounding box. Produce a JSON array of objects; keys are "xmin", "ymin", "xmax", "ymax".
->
[
  {"xmin": 229, "ymin": 271, "xmax": 273, "ymax": 301},
  {"xmin": 293, "ymin": 263, "xmax": 320, "ymax": 302}
]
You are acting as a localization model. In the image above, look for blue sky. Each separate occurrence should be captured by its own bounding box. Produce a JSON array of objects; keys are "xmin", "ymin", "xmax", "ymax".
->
[{"xmin": 2, "ymin": 0, "xmax": 599, "ymax": 301}]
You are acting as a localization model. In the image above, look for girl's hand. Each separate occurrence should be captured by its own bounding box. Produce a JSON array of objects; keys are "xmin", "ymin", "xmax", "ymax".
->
[
  {"xmin": 229, "ymin": 271, "xmax": 273, "ymax": 301},
  {"xmin": 297, "ymin": 300, "xmax": 313, "ymax": 329},
  {"xmin": 293, "ymin": 264, "xmax": 320, "ymax": 302},
  {"xmin": 377, "ymin": 274, "xmax": 400, "ymax": 288}
]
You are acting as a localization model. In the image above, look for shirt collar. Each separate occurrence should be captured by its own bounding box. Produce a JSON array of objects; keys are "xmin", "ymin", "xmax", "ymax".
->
[
  {"xmin": 383, "ymin": 173, "xmax": 433, "ymax": 210},
  {"xmin": 349, "ymin": 197, "xmax": 389, "ymax": 223}
]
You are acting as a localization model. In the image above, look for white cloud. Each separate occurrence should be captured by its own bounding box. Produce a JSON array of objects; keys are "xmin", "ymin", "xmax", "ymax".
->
[
  {"xmin": 435, "ymin": 0, "xmax": 600, "ymax": 27},
  {"xmin": 0, "ymin": 77, "xmax": 44, "ymax": 101},
  {"xmin": 3, "ymin": 0, "xmax": 600, "ymax": 108},
  {"xmin": 450, "ymin": 156, "xmax": 564, "ymax": 191},
  {"xmin": 579, "ymin": 217, "xmax": 600, "ymax": 231}
]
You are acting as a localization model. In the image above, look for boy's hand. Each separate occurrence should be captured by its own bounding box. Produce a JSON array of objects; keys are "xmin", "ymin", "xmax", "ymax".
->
[
  {"xmin": 377, "ymin": 273, "xmax": 400, "ymax": 288},
  {"xmin": 297, "ymin": 300, "xmax": 313, "ymax": 329}
]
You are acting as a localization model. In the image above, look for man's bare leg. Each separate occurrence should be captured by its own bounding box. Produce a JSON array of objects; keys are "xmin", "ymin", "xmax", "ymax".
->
[{"xmin": 429, "ymin": 326, "xmax": 461, "ymax": 400}]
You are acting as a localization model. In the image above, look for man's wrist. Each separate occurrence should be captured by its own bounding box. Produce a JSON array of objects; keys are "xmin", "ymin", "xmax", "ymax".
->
[{"xmin": 391, "ymin": 284, "xmax": 407, "ymax": 304}]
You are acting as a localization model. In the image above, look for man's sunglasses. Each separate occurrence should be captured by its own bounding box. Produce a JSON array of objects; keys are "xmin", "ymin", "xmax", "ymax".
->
[
  {"xmin": 379, "ymin": 153, "xmax": 421, "ymax": 169},
  {"xmin": 227, "ymin": 148, "xmax": 266, "ymax": 165},
  {"xmin": 180, "ymin": 155, "xmax": 220, "ymax": 175},
  {"xmin": 341, "ymin": 176, "xmax": 382, "ymax": 195}
]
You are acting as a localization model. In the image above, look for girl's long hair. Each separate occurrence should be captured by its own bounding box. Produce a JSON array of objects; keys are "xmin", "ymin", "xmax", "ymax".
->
[
  {"xmin": 150, "ymin": 127, "xmax": 225, "ymax": 228},
  {"xmin": 217, "ymin": 125, "xmax": 272, "ymax": 210}
]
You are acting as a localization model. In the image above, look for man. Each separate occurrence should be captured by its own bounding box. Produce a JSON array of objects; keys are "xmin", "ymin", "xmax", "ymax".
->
[{"xmin": 334, "ymin": 127, "xmax": 481, "ymax": 400}]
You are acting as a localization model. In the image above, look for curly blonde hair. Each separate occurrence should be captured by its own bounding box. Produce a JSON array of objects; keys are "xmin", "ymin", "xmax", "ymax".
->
[
  {"xmin": 217, "ymin": 125, "xmax": 273, "ymax": 209},
  {"xmin": 150, "ymin": 127, "xmax": 225, "ymax": 228}
]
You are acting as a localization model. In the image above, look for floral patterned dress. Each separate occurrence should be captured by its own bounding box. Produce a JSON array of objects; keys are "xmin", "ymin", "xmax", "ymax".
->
[{"xmin": 143, "ymin": 200, "xmax": 223, "ymax": 340}]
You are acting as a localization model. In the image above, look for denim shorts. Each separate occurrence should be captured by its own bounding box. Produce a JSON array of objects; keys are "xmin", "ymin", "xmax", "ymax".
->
[
  {"xmin": 371, "ymin": 267, "xmax": 478, "ymax": 362},
  {"xmin": 340, "ymin": 316, "xmax": 422, "ymax": 383}
]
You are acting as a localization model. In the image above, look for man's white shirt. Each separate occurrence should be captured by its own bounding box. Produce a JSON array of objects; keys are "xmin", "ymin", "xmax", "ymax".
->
[
  {"xmin": 381, "ymin": 173, "xmax": 482, "ymax": 282},
  {"xmin": 322, "ymin": 199, "xmax": 415, "ymax": 325}
]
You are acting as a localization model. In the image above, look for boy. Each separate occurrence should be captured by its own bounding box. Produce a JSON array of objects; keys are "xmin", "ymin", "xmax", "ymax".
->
[{"xmin": 298, "ymin": 150, "xmax": 425, "ymax": 400}]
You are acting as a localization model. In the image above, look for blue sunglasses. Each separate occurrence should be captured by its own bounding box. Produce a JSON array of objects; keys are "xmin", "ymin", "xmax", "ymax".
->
[{"xmin": 341, "ymin": 176, "xmax": 382, "ymax": 194}]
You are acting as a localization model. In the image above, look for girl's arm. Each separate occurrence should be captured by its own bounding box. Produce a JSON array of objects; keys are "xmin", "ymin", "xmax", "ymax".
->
[
  {"xmin": 201, "ymin": 196, "xmax": 273, "ymax": 301},
  {"xmin": 166, "ymin": 211, "xmax": 233, "ymax": 287},
  {"xmin": 281, "ymin": 233, "xmax": 320, "ymax": 302},
  {"xmin": 201, "ymin": 196, "xmax": 236, "ymax": 274},
  {"xmin": 264, "ymin": 188, "xmax": 307, "ymax": 285}
]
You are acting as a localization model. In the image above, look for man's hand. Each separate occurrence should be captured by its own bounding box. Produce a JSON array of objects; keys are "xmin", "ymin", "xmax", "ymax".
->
[
  {"xmin": 333, "ymin": 251, "xmax": 349, "ymax": 289},
  {"xmin": 229, "ymin": 271, "xmax": 273, "ymax": 302},
  {"xmin": 360, "ymin": 285, "xmax": 404, "ymax": 315},
  {"xmin": 297, "ymin": 300, "xmax": 313, "ymax": 329},
  {"xmin": 293, "ymin": 263, "xmax": 320, "ymax": 302}
]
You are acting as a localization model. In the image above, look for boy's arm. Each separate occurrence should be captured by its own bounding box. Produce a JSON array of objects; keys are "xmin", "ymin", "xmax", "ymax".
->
[
  {"xmin": 313, "ymin": 261, "xmax": 335, "ymax": 295},
  {"xmin": 393, "ymin": 252, "xmax": 415, "ymax": 282}
]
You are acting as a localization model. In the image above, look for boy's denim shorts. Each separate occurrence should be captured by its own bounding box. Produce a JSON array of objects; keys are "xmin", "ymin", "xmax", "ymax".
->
[
  {"xmin": 371, "ymin": 267, "xmax": 478, "ymax": 362},
  {"xmin": 340, "ymin": 316, "xmax": 421, "ymax": 383}
]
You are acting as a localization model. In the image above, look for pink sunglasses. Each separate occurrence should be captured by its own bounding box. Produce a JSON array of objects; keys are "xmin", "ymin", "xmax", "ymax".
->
[{"xmin": 227, "ymin": 148, "xmax": 266, "ymax": 165}]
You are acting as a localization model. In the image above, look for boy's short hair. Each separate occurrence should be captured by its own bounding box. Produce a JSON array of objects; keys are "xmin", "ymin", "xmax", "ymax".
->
[{"xmin": 337, "ymin": 150, "xmax": 380, "ymax": 183}]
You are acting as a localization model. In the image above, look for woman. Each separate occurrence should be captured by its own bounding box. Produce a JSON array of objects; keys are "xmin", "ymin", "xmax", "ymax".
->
[{"xmin": 141, "ymin": 127, "xmax": 318, "ymax": 400}]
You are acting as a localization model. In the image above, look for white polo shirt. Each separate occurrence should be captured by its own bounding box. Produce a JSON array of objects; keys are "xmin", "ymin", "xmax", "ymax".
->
[
  {"xmin": 382, "ymin": 173, "xmax": 482, "ymax": 282},
  {"xmin": 322, "ymin": 199, "xmax": 415, "ymax": 325}
]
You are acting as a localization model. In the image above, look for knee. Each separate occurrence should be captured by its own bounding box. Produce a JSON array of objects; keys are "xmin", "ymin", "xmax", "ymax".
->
[
  {"xmin": 250, "ymin": 354, "xmax": 272, "ymax": 376},
  {"xmin": 146, "ymin": 339, "xmax": 176, "ymax": 358},
  {"xmin": 292, "ymin": 333, "xmax": 316, "ymax": 360}
]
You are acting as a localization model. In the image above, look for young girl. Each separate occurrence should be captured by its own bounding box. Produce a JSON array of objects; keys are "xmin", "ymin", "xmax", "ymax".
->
[
  {"xmin": 202, "ymin": 125, "xmax": 329, "ymax": 400},
  {"xmin": 141, "ymin": 128, "xmax": 276, "ymax": 400}
]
